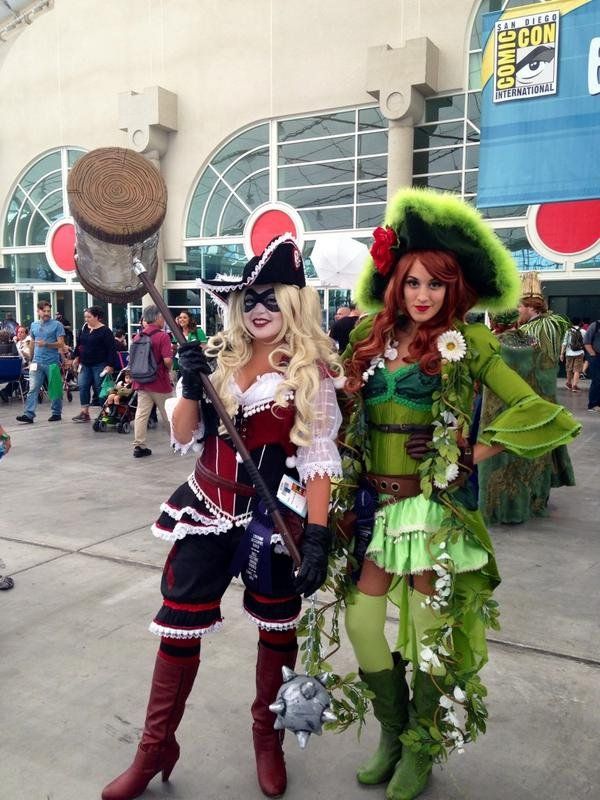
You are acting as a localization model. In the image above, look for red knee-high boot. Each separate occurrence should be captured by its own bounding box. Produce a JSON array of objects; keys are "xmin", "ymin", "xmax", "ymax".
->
[
  {"xmin": 251, "ymin": 633, "xmax": 298, "ymax": 798},
  {"xmin": 101, "ymin": 640, "xmax": 200, "ymax": 800}
]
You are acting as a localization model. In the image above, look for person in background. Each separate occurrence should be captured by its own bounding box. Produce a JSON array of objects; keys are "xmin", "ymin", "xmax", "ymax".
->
[
  {"xmin": 14, "ymin": 325, "xmax": 32, "ymax": 364},
  {"xmin": 113, "ymin": 329, "xmax": 128, "ymax": 351},
  {"xmin": 130, "ymin": 305, "xmax": 173, "ymax": 458},
  {"xmin": 16, "ymin": 301, "xmax": 65, "ymax": 424},
  {"xmin": 55, "ymin": 312, "xmax": 73, "ymax": 348},
  {"xmin": 583, "ymin": 317, "xmax": 600, "ymax": 412},
  {"xmin": 71, "ymin": 306, "xmax": 119, "ymax": 423},
  {"xmin": 173, "ymin": 311, "xmax": 208, "ymax": 375},
  {"xmin": 1, "ymin": 312, "xmax": 18, "ymax": 337},
  {"xmin": 479, "ymin": 277, "xmax": 575, "ymax": 524},
  {"xmin": 329, "ymin": 303, "xmax": 360, "ymax": 351},
  {"xmin": 176, "ymin": 311, "xmax": 207, "ymax": 345},
  {"xmin": 0, "ymin": 331, "xmax": 19, "ymax": 402},
  {"xmin": 0, "ymin": 419, "xmax": 14, "ymax": 590},
  {"xmin": 560, "ymin": 317, "xmax": 585, "ymax": 392}
]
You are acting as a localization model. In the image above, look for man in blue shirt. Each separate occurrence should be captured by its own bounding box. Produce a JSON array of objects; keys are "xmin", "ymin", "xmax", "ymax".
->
[{"xmin": 16, "ymin": 301, "xmax": 65, "ymax": 423}]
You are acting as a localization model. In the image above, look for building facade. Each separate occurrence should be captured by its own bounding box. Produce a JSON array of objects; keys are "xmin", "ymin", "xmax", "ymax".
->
[{"xmin": 1, "ymin": 0, "xmax": 598, "ymax": 339}]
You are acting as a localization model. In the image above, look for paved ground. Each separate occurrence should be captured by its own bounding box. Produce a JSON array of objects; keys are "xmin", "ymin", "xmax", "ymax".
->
[{"xmin": 1, "ymin": 383, "xmax": 598, "ymax": 800}]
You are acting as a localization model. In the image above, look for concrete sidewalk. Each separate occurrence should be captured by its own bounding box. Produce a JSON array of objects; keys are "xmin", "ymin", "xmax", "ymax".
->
[{"xmin": 1, "ymin": 385, "xmax": 598, "ymax": 800}]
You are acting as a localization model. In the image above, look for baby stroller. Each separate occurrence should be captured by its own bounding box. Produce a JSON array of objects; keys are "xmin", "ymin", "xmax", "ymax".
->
[{"xmin": 93, "ymin": 368, "xmax": 136, "ymax": 434}]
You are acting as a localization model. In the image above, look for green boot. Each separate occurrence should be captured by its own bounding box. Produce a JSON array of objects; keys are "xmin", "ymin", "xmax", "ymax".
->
[
  {"xmin": 385, "ymin": 670, "xmax": 441, "ymax": 800},
  {"xmin": 357, "ymin": 654, "xmax": 410, "ymax": 785}
]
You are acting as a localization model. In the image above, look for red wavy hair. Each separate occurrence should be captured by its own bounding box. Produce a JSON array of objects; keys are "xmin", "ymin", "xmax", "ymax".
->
[{"xmin": 345, "ymin": 249, "xmax": 477, "ymax": 393}]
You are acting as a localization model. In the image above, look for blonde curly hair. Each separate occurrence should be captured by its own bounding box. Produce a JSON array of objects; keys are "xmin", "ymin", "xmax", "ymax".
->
[{"xmin": 205, "ymin": 284, "xmax": 342, "ymax": 447}]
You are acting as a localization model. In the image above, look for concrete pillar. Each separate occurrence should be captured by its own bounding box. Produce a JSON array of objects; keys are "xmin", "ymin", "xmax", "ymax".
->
[
  {"xmin": 367, "ymin": 38, "xmax": 440, "ymax": 199},
  {"xmin": 117, "ymin": 86, "xmax": 178, "ymax": 311}
]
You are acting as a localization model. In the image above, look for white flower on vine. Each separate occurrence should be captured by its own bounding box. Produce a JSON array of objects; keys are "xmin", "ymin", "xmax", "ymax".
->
[
  {"xmin": 453, "ymin": 686, "xmax": 467, "ymax": 703},
  {"xmin": 384, "ymin": 340, "xmax": 399, "ymax": 360},
  {"xmin": 441, "ymin": 410, "xmax": 459, "ymax": 427},
  {"xmin": 439, "ymin": 694, "xmax": 454, "ymax": 709},
  {"xmin": 437, "ymin": 329, "xmax": 467, "ymax": 362},
  {"xmin": 419, "ymin": 646, "xmax": 441, "ymax": 668},
  {"xmin": 434, "ymin": 475, "xmax": 449, "ymax": 489},
  {"xmin": 444, "ymin": 709, "xmax": 461, "ymax": 728},
  {"xmin": 445, "ymin": 463, "xmax": 460, "ymax": 483}
]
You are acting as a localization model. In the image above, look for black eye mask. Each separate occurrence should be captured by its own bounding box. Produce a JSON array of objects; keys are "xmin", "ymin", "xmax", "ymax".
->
[{"xmin": 243, "ymin": 288, "xmax": 280, "ymax": 313}]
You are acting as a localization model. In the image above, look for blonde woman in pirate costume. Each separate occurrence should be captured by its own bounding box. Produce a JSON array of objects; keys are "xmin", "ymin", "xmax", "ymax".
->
[
  {"xmin": 101, "ymin": 235, "xmax": 343, "ymax": 800},
  {"xmin": 338, "ymin": 189, "xmax": 581, "ymax": 800}
]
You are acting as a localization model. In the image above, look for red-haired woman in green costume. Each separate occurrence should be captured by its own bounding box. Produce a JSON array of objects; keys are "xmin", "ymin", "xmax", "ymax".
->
[{"xmin": 338, "ymin": 188, "xmax": 580, "ymax": 800}]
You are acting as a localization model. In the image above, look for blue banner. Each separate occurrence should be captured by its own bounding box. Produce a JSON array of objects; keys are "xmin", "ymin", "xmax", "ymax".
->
[{"xmin": 477, "ymin": 0, "xmax": 600, "ymax": 208}]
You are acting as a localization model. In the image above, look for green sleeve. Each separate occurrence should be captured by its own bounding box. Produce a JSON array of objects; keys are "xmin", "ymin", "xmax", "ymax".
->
[{"xmin": 463, "ymin": 324, "xmax": 581, "ymax": 457}]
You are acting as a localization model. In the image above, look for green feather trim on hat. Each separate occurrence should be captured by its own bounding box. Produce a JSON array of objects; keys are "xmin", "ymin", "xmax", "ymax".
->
[{"xmin": 354, "ymin": 188, "xmax": 521, "ymax": 314}]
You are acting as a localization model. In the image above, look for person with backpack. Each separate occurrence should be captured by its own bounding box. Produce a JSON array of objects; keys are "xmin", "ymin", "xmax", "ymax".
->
[
  {"xmin": 130, "ymin": 305, "xmax": 173, "ymax": 458},
  {"xmin": 560, "ymin": 317, "xmax": 585, "ymax": 392},
  {"xmin": 583, "ymin": 318, "xmax": 600, "ymax": 412}
]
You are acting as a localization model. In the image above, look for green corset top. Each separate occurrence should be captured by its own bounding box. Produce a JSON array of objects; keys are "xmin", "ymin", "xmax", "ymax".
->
[
  {"xmin": 364, "ymin": 364, "xmax": 440, "ymax": 475},
  {"xmin": 364, "ymin": 363, "xmax": 440, "ymax": 410}
]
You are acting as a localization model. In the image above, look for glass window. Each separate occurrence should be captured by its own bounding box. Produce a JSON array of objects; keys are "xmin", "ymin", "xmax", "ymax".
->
[
  {"xmin": 278, "ymin": 161, "xmax": 355, "ymax": 188},
  {"xmin": 357, "ymin": 156, "xmax": 387, "ymax": 180},
  {"xmin": 211, "ymin": 125, "xmax": 269, "ymax": 172},
  {"xmin": 575, "ymin": 254, "xmax": 600, "ymax": 270},
  {"xmin": 494, "ymin": 227, "xmax": 562, "ymax": 271},
  {"xmin": 357, "ymin": 203, "xmax": 386, "ymax": 229},
  {"xmin": 300, "ymin": 207, "xmax": 354, "ymax": 232},
  {"xmin": 414, "ymin": 147, "xmax": 464, "ymax": 175},
  {"xmin": 414, "ymin": 122, "xmax": 464, "ymax": 149},
  {"xmin": 358, "ymin": 107, "xmax": 387, "ymax": 130},
  {"xmin": 0, "ymin": 256, "xmax": 16, "ymax": 284},
  {"xmin": 280, "ymin": 184, "xmax": 355, "ymax": 209},
  {"xmin": 278, "ymin": 112, "xmax": 355, "ymax": 142},
  {"xmin": 357, "ymin": 181, "xmax": 386, "ymax": 203},
  {"xmin": 185, "ymin": 243, "xmax": 248, "ymax": 282},
  {"xmin": 425, "ymin": 95, "xmax": 465, "ymax": 123},
  {"xmin": 414, "ymin": 173, "xmax": 463, "ymax": 193},
  {"xmin": 19, "ymin": 152, "xmax": 61, "ymax": 193},
  {"xmin": 220, "ymin": 196, "xmax": 249, "ymax": 236},
  {"xmin": 235, "ymin": 172, "xmax": 269, "ymax": 208},
  {"xmin": 8, "ymin": 252, "xmax": 64, "ymax": 283},
  {"xmin": 279, "ymin": 136, "xmax": 355, "ymax": 165},
  {"xmin": 186, "ymin": 169, "xmax": 220, "ymax": 238},
  {"xmin": 357, "ymin": 131, "xmax": 388, "ymax": 156},
  {"xmin": 220, "ymin": 149, "xmax": 269, "ymax": 187}
]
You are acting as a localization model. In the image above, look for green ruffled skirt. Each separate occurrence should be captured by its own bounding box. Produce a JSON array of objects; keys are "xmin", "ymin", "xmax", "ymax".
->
[{"xmin": 366, "ymin": 493, "xmax": 490, "ymax": 576}]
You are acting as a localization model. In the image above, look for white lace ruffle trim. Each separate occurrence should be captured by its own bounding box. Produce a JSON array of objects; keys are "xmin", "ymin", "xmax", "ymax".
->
[
  {"xmin": 297, "ymin": 461, "xmax": 343, "ymax": 483},
  {"xmin": 148, "ymin": 620, "xmax": 224, "ymax": 638},
  {"xmin": 242, "ymin": 608, "xmax": 300, "ymax": 631}
]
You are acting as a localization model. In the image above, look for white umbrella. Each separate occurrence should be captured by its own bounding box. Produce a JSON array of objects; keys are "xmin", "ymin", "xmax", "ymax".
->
[{"xmin": 311, "ymin": 235, "xmax": 370, "ymax": 290}]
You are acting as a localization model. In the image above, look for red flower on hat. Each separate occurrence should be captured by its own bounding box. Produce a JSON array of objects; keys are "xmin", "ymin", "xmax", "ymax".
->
[{"xmin": 370, "ymin": 226, "xmax": 399, "ymax": 276}]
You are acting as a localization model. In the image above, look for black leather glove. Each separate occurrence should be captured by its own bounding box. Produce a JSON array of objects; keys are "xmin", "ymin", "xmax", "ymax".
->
[
  {"xmin": 405, "ymin": 429, "xmax": 434, "ymax": 460},
  {"xmin": 178, "ymin": 341, "xmax": 211, "ymax": 401},
  {"xmin": 294, "ymin": 523, "xmax": 332, "ymax": 598}
]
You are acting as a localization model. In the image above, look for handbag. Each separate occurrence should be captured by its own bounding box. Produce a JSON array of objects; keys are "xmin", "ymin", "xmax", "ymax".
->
[{"xmin": 99, "ymin": 373, "xmax": 116, "ymax": 400}]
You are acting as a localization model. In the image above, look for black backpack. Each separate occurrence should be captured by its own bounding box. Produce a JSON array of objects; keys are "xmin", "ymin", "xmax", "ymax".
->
[
  {"xmin": 128, "ymin": 329, "xmax": 160, "ymax": 383},
  {"xmin": 589, "ymin": 320, "xmax": 600, "ymax": 354},
  {"xmin": 568, "ymin": 327, "xmax": 584, "ymax": 352}
]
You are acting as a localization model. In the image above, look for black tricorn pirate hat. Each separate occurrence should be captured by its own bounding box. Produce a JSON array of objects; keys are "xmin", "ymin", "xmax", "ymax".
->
[{"xmin": 201, "ymin": 234, "xmax": 306, "ymax": 300}]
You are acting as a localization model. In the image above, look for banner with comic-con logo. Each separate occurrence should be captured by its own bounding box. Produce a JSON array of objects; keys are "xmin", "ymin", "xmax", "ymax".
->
[
  {"xmin": 493, "ymin": 10, "xmax": 559, "ymax": 102},
  {"xmin": 477, "ymin": 0, "xmax": 600, "ymax": 208}
]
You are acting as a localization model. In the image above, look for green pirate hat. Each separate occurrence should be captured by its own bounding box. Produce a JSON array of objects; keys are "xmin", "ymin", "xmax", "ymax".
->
[{"xmin": 354, "ymin": 187, "xmax": 521, "ymax": 313}]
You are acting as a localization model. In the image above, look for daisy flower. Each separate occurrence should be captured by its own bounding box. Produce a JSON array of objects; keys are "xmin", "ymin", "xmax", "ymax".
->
[{"xmin": 437, "ymin": 330, "xmax": 467, "ymax": 362}]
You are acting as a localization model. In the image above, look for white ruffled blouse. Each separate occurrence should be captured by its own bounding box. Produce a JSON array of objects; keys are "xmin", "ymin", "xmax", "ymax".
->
[{"xmin": 166, "ymin": 371, "xmax": 343, "ymax": 484}]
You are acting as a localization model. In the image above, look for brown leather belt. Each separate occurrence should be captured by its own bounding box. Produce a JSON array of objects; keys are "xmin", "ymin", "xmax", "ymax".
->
[
  {"xmin": 369, "ymin": 423, "xmax": 433, "ymax": 434},
  {"xmin": 195, "ymin": 459, "xmax": 256, "ymax": 497},
  {"xmin": 365, "ymin": 472, "xmax": 421, "ymax": 500}
]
